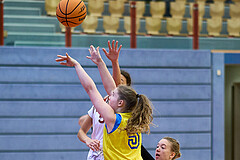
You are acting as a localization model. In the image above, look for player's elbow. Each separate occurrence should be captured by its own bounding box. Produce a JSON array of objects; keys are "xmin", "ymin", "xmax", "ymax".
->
[
  {"xmin": 85, "ymin": 85, "xmax": 97, "ymax": 96},
  {"xmin": 78, "ymin": 117, "xmax": 84, "ymax": 126}
]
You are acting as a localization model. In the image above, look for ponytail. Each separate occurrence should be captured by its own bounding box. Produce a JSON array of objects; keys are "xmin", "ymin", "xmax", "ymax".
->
[
  {"xmin": 127, "ymin": 94, "xmax": 153, "ymax": 135},
  {"xmin": 117, "ymin": 85, "xmax": 153, "ymax": 135},
  {"xmin": 174, "ymin": 152, "xmax": 181, "ymax": 160}
]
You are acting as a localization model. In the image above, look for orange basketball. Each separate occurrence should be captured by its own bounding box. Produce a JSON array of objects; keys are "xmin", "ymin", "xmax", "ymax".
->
[{"xmin": 56, "ymin": 0, "xmax": 87, "ymax": 27}]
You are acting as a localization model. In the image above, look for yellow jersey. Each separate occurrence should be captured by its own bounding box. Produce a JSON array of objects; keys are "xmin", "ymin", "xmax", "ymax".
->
[{"xmin": 103, "ymin": 113, "xmax": 142, "ymax": 160}]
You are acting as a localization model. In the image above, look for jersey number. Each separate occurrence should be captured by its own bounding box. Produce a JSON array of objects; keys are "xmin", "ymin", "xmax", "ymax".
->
[{"xmin": 128, "ymin": 133, "xmax": 140, "ymax": 149}]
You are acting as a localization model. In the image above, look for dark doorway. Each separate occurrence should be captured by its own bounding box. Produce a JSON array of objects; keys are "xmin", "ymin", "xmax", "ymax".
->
[{"xmin": 232, "ymin": 83, "xmax": 240, "ymax": 160}]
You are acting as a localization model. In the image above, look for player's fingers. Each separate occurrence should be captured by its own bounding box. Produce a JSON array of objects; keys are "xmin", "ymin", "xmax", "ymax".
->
[
  {"xmin": 66, "ymin": 52, "xmax": 69, "ymax": 57},
  {"xmin": 115, "ymin": 41, "xmax": 118, "ymax": 50},
  {"xmin": 102, "ymin": 48, "xmax": 107, "ymax": 54},
  {"xmin": 55, "ymin": 58, "xmax": 65, "ymax": 62},
  {"xmin": 57, "ymin": 55, "xmax": 66, "ymax": 59},
  {"xmin": 89, "ymin": 45, "xmax": 94, "ymax": 53},
  {"xmin": 102, "ymin": 48, "xmax": 109, "ymax": 57},
  {"xmin": 108, "ymin": 40, "xmax": 111, "ymax": 50},
  {"xmin": 55, "ymin": 58, "xmax": 61, "ymax": 62},
  {"xmin": 91, "ymin": 140, "xmax": 98, "ymax": 145},
  {"xmin": 88, "ymin": 49, "xmax": 93, "ymax": 56},
  {"xmin": 89, "ymin": 145, "xmax": 94, "ymax": 151},
  {"xmin": 90, "ymin": 45, "xmax": 96, "ymax": 52},
  {"xmin": 118, "ymin": 45, "xmax": 122, "ymax": 53},
  {"xmin": 97, "ymin": 142, "xmax": 100, "ymax": 148},
  {"xmin": 93, "ymin": 144, "xmax": 99, "ymax": 151},
  {"xmin": 94, "ymin": 140, "xmax": 100, "ymax": 148},
  {"xmin": 59, "ymin": 62, "xmax": 67, "ymax": 66},
  {"xmin": 93, "ymin": 145, "xmax": 98, "ymax": 151},
  {"xmin": 90, "ymin": 144, "xmax": 97, "ymax": 151},
  {"xmin": 86, "ymin": 56, "xmax": 91, "ymax": 59},
  {"xmin": 112, "ymin": 40, "xmax": 115, "ymax": 49}
]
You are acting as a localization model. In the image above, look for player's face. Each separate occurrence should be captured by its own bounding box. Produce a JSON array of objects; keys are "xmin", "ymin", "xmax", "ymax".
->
[
  {"xmin": 155, "ymin": 139, "xmax": 175, "ymax": 160},
  {"xmin": 109, "ymin": 88, "xmax": 120, "ymax": 111},
  {"xmin": 120, "ymin": 74, "xmax": 127, "ymax": 85}
]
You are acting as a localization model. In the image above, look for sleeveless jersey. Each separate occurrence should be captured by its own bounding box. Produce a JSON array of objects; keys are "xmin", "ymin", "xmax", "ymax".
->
[{"xmin": 103, "ymin": 113, "xmax": 142, "ymax": 160}]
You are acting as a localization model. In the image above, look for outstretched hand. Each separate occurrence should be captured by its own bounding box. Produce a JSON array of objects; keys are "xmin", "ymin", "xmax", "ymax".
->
[
  {"xmin": 87, "ymin": 45, "xmax": 103, "ymax": 65},
  {"xmin": 102, "ymin": 40, "xmax": 122, "ymax": 62},
  {"xmin": 55, "ymin": 53, "xmax": 78, "ymax": 67},
  {"xmin": 86, "ymin": 139, "xmax": 101, "ymax": 151}
]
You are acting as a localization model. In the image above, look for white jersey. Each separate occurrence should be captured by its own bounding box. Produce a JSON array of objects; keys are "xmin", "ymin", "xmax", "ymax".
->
[{"xmin": 86, "ymin": 106, "xmax": 105, "ymax": 160}]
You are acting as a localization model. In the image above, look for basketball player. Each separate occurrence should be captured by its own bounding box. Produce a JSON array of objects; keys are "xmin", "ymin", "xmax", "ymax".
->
[
  {"xmin": 56, "ymin": 45, "xmax": 153, "ymax": 159},
  {"xmin": 155, "ymin": 137, "xmax": 181, "ymax": 160}
]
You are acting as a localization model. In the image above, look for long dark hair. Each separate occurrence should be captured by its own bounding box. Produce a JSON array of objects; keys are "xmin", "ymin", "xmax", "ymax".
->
[{"xmin": 121, "ymin": 70, "xmax": 132, "ymax": 86}]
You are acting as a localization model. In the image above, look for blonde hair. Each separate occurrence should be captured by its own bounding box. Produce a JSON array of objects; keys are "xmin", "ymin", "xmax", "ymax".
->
[
  {"xmin": 117, "ymin": 85, "xmax": 153, "ymax": 135},
  {"xmin": 163, "ymin": 137, "xmax": 181, "ymax": 159}
]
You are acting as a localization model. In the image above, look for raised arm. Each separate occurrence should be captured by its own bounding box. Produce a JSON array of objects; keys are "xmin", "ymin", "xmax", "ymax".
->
[
  {"xmin": 55, "ymin": 53, "xmax": 116, "ymax": 128},
  {"xmin": 87, "ymin": 45, "xmax": 116, "ymax": 96},
  {"xmin": 102, "ymin": 40, "xmax": 122, "ymax": 86}
]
